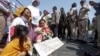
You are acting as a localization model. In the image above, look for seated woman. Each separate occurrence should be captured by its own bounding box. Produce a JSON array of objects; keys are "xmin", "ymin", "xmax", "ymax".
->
[
  {"xmin": 35, "ymin": 19, "xmax": 53, "ymax": 43},
  {"xmin": 0, "ymin": 25, "xmax": 32, "ymax": 56}
]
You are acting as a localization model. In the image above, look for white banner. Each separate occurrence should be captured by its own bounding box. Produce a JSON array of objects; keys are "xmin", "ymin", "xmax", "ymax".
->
[{"xmin": 34, "ymin": 37, "xmax": 64, "ymax": 56}]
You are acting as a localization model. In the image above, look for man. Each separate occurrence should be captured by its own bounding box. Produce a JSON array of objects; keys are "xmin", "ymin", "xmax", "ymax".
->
[
  {"xmin": 59, "ymin": 7, "xmax": 66, "ymax": 39},
  {"xmin": 42, "ymin": 10, "xmax": 51, "ymax": 26},
  {"xmin": 0, "ymin": 0, "xmax": 10, "ymax": 45},
  {"xmin": 78, "ymin": 0, "xmax": 90, "ymax": 42},
  {"xmin": 27, "ymin": 0, "xmax": 40, "ymax": 26},
  {"xmin": 51, "ymin": 6, "xmax": 60, "ymax": 37},
  {"xmin": 69, "ymin": 3, "xmax": 78, "ymax": 40},
  {"xmin": 89, "ymin": 0, "xmax": 100, "ymax": 55}
]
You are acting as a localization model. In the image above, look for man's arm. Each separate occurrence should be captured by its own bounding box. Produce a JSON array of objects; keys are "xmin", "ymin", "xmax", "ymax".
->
[
  {"xmin": 83, "ymin": 4, "xmax": 90, "ymax": 12},
  {"xmin": 0, "ymin": 3, "xmax": 9, "ymax": 13}
]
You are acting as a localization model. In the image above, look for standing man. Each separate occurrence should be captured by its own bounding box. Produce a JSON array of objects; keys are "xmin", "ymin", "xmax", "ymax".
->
[
  {"xmin": 27, "ymin": 0, "xmax": 40, "ymax": 26},
  {"xmin": 0, "ymin": 0, "xmax": 10, "ymax": 45},
  {"xmin": 42, "ymin": 10, "xmax": 51, "ymax": 26},
  {"xmin": 51, "ymin": 6, "xmax": 60, "ymax": 37},
  {"xmin": 69, "ymin": 3, "xmax": 78, "ymax": 40},
  {"xmin": 78, "ymin": 0, "xmax": 90, "ymax": 42},
  {"xmin": 59, "ymin": 7, "xmax": 66, "ymax": 39},
  {"xmin": 89, "ymin": 0, "xmax": 100, "ymax": 55}
]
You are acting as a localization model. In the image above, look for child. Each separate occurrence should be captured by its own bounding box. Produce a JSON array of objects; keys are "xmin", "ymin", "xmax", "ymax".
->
[{"xmin": 0, "ymin": 25, "xmax": 32, "ymax": 56}]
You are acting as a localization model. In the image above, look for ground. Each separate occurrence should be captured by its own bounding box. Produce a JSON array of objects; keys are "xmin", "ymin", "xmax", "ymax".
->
[
  {"xmin": 49, "ymin": 40, "xmax": 96, "ymax": 56},
  {"xmin": 32, "ymin": 31, "xmax": 96, "ymax": 56}
]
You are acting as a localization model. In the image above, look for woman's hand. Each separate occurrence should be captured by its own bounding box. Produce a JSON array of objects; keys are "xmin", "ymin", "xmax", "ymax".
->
[{"xmin": 17, "ymin": 51, "xmax": 26, "ymax": 56}]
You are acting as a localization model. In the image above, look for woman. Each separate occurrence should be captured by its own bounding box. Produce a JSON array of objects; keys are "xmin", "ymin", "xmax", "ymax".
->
[
  {"xmin": 35, "ymin": 19, "xmax": 53, "ymax": 42},
  {"xmin": 0, "ymin": 25, "xmax": 32, "ymax": 56},
  {"xmin": 8, "ymin": 8, "xmax": 31, "ymax": 42},
  {"xmin": 28, "ymin": 18, "xmax": 37, "ymax": 43}
]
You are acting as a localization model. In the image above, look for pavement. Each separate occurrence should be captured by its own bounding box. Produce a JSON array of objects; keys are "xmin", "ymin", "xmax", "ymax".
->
[
  {"xmin": 32, "ymin": 30, "xmax": 97, "ymax": 56},
  {"xmin": 33, "ymin": 39, "xmax": 97, "ymax": 56},
  {"xmin": 49, "ymin": 40, "xmax": 96, "ymax": 56},
  {"xmin": 0, "ymin": 30, "xmax": 97, "ymax": 56}
]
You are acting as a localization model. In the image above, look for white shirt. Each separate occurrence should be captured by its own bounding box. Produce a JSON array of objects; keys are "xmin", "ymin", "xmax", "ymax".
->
[
  {"xmin": 11, "ymin": 17, "xmax": 28, "ymax": 27},
  {"xmin": 70, "ymin": 7, "xmax": 77, "ymax": 19},
  {"xmin": 8, "ymin": 17, "xmax": 28, "ymax": 42},
  {"xmin": 27, "ymin": 5, "xmax": 40, "ymax": 26},
  {"xmin": 79, "ymin": 3, "xmax": 90, "ymax": 19},
  {"xmin": 70, "ymin": 7, "xmax": 77, "ymax": 15}
]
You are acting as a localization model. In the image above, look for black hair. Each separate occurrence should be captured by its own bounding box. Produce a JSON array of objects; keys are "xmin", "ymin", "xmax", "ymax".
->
[
  {"xmin": 60, "ymin": 7, "xmax": 64, "ymax": 10},
  {"xmin": 20, "ymin": 8, "xmax": 30, "ymax": 16},
  {"xmin": 32, "ymin": 1, "xmax": 40, "ymax": 7},
  {"xmin": 39, "ymin": 19, "xmax": 46, "ymax": 24},
  {"xmin": 60, "ymin": 7, "xmax": 65, "ymax": 14},
  {"xmin": 53, "ymin": 6, "xmax": 57, "ymax": 10},
  {"xmin": 11, "ymin": 25, "xmax": 29, "ymax": 51},
  {"xmin": 80, "ymin": 1, "xmax": 85, "ymax": 4},
  {"xmin": 72, "ymin": 3, "xmax": 77, "ymax": 7},
  {"xmin": 89, "ymin": 1, "xmax": 95, "ymax": 5}
]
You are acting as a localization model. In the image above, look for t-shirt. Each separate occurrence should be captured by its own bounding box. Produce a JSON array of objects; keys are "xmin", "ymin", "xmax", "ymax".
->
[{"xmin": 27, "ymin": 6, "xmax": 40, "ymax": 26}]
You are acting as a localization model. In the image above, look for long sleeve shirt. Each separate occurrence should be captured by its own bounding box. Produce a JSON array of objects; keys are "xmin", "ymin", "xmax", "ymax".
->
[
  {"xmin": 0, "ymin": 0, "xmax": 10, "ymax": 13},
  {"xmin": 93, "ymin": 2, "xmax": 100, "ymax": 16},
  {"xmin": 79, "ymin": 3, "xmax": 90, "ymax": 19}
]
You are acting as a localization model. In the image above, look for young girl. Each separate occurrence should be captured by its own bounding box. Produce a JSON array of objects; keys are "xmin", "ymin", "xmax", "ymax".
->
[{"xmin": 0, "ymin": 25, "xmax": 32, "ymax": 56}]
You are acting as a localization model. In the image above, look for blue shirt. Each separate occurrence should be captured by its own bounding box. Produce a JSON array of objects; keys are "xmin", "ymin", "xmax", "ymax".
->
[{"xmin": 93, "ymin": 2, "xmax": 100, "ymax": 16}]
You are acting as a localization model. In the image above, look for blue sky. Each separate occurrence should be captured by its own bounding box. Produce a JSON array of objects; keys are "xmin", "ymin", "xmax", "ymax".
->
[{"xmin": 11, "ymin": 0, "xmax": 99, "ymax": 22}]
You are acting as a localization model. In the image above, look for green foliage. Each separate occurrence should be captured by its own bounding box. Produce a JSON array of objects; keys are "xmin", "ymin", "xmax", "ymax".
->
[{"xmin": 88, "ymin": 24, "xmax": 93, "ymax": 30}]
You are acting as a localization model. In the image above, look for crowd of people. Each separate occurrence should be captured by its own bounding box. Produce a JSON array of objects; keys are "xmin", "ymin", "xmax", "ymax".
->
[{"xmin": 0, "ymin": 0, "xmax": 100, "ymax": 56}]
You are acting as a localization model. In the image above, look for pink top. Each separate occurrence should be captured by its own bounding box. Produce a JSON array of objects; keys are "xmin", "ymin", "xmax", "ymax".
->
[
  {"xmin": 10, "ymin": 26, "xmax": 15, "ymax": 37},
  {"xmin": 36, "ymin": 26, "xmax": 51, "ymax": 41}
]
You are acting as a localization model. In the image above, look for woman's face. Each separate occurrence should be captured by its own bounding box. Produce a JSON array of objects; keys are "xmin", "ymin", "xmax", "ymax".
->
[
  {"xmin": 24, "ymin": 9, "xmax": 31, "ymax": 19},
  {"xmin": 39, "ymin": 20, "xmax": 45, "ymax": 27}
]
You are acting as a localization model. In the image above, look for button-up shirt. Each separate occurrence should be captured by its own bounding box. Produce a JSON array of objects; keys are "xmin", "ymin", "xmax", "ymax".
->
[{"xmin": 79, "ymin": 4, "xmax": 90, "ymax": 19}]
